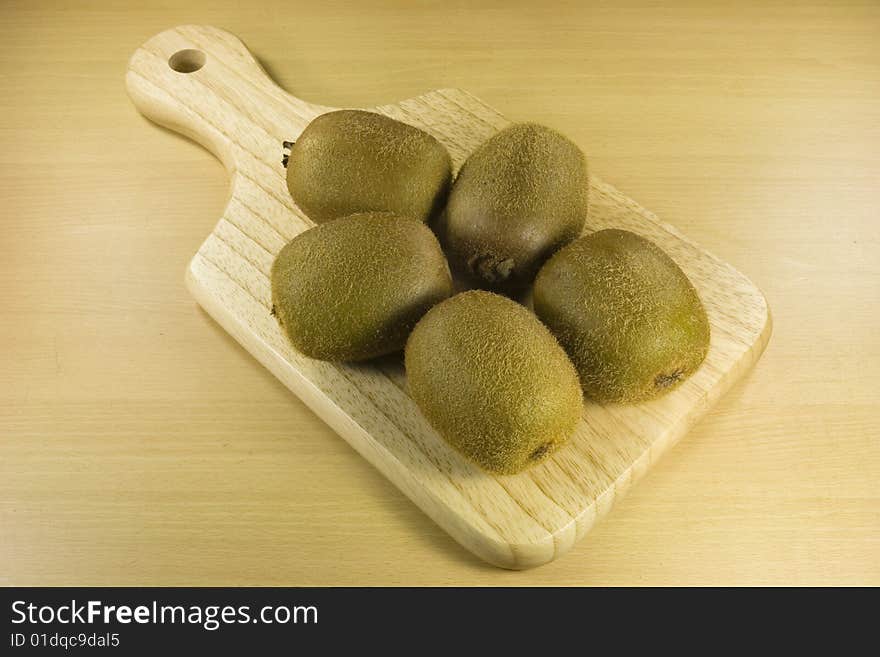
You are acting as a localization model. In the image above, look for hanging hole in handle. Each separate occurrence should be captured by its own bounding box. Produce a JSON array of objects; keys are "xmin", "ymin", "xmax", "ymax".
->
[{"xmin": 168, "ymin": 49, "xmax": 206, "ymax": 73}]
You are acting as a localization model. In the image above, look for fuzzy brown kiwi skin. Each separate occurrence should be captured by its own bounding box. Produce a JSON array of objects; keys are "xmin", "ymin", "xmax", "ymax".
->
[
  {"xmin": 286, "ymin": 110, "xmax": 452, "ymax": 224},
  {"xmin": 405, "ymin": 290, "xmax": 584, "ymax": 475},
  {"xmin": 438, "ymin": 123, "xmax": 589, "ymax": 296},
  {"xmin": 533, "ymin": 229, "xmax": 711, "ymax": 403},
  {"xmin": 271, "ymin": 213, "xmax": 453, "ymax": 362}
]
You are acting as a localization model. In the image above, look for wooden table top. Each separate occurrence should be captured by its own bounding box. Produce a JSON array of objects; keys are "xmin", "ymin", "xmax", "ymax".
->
[{"xmin": 2, "ymin": 0, "xmax": 877, "ymax": 585}]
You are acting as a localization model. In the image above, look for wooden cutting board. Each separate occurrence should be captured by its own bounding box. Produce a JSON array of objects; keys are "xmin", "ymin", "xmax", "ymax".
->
[{"xmin": 126, "ymin": 25, "xmax": 772, "ymax": 569}]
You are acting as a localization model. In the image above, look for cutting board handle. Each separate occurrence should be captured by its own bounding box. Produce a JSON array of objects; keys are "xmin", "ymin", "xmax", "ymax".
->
[{"xmin": 126, "ymin": 25, "xmax": 328, "ymax": 173}]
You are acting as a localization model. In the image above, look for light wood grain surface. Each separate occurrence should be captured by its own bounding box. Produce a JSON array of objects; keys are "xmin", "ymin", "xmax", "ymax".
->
[
  {"xmin": 1, "ymin": 0, "xmax": 877, "ymax": 585},
  {"xmin": 125, "ymin": 24, "xmax": 770, "ymax": 569}
]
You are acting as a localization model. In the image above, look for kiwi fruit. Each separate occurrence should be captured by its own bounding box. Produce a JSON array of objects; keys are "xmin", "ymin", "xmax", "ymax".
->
[
  {"xmin": 437, "ymin": 123, "xmax": 589, "ymax": 295},
  {"xmin": 271, "ymin": 212, "xmax": 453, "ymax": 361},
  {"xmin": 533, "ymin": 229, "xmax": 710, "ymax": 403},
  {"xmin": 405, "ymin": 290, "xmax": 583, "ymax": 474},
  {"xmin": 286, "ymin": 110, "xmax": 452, "ymax": 224}
]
